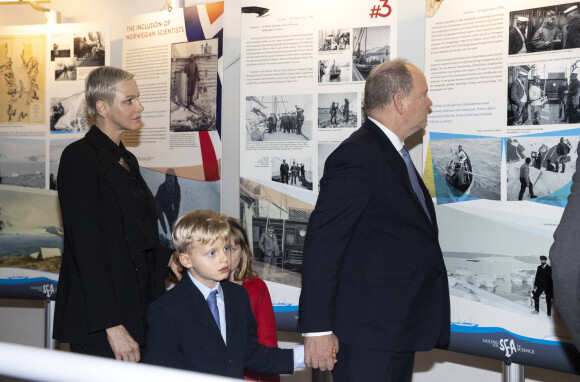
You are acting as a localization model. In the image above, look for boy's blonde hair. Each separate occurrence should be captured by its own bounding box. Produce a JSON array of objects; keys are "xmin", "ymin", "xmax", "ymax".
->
[
  {"xmin": 172, "ymin": 210, "xmax": 232, "ymax": 254},
  {"xmin": 227, "ymin": 217, "xmax": 258, "ymax": 282}
]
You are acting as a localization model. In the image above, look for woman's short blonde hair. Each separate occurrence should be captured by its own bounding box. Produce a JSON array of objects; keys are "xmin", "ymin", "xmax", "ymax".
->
[
  {"xmin": 85, "ymin": 66, "xmax": 134, "ymax": 121},
  {"xmin": 228, "ymin": 217, "xmax": 258, "ymax": 282},
  {"xmin": 172, "ymin": 210, "xmax": 232, "ymax": 254}
]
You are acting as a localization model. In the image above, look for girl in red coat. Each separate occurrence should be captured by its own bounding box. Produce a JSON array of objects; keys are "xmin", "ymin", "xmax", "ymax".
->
[{"xmin": 228, "ymin": 218, "xmax": 280, "ymax": 382}]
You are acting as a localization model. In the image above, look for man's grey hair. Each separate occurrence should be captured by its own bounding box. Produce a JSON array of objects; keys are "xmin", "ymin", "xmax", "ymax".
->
[
  {"xmin": 85, "ymin": 66, "xmax": 134, "ymax": 121},
  {"xmin": 364, "ymin": 59, "xmax": 414, "ymax": 115}
]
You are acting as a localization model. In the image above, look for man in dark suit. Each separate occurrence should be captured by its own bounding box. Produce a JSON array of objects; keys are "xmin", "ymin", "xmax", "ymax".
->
[
  {"xmin": 531, "ymin": 255, "xmax": 553, "ymax": 317},
  {"xmin": 280, "ymin": 159, "xmax": 289, "ymax": 184},
  {"xmin": 509, "ymin": 17, "xmax": 529, "ymax": 54},
  {"xmin": 567, "ymin": 71, "xmax": 580, "ymax": 123},
  {"xmin": 509, "ymin": 71, "xmax": 528, "ymax": 126},
  {"xmin": 298, "ymin": 59, "xmax": 450, "ymax": 382}
]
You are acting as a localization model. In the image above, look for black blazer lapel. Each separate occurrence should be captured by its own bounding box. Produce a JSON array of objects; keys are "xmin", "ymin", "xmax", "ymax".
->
[
  {"xmin": 180, "ymin": 275, "xmax": 226, "ymax": 347},
  {"xmin": 363, "ymin": 121, "xmax": 435, "ymax": 227},
  {"xmin": 222, "ymin": 281, "xmax": 239, "ymax": 349}
]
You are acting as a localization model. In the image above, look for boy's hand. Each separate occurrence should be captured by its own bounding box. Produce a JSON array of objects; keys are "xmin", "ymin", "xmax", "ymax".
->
[{"xmin": 106, "ymin": 325, "xmax": 140, "ymax": 362}]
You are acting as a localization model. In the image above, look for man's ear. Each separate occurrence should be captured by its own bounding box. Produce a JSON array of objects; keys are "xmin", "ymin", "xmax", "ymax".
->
[
  {"xmin": 179, "ymin": 253, "xmax": 192, "ymax": 269},
  {"xmin": 393, "ymin": 93, "xmax": 406, "ymax": 115}
]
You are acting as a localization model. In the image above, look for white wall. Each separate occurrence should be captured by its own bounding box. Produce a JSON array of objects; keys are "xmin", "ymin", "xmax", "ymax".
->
[{"xmin": 1, "ymin": 0, "xmax": 580, "ymax": 381}]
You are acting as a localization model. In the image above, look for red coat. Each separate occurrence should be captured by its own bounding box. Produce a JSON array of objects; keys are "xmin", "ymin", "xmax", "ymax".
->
[{"xmin": 243, "ymin": 277, "xmax": 280, "ymax": 382}]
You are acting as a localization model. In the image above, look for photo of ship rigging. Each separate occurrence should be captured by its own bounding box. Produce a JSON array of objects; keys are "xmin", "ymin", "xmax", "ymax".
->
[
  {"xmin": 245, "ymin": 94, "xmax": 312, "ymax": 142},
  {"xmin": 352, "ymin": 25, "xmax": 391, "ymax": 81}
]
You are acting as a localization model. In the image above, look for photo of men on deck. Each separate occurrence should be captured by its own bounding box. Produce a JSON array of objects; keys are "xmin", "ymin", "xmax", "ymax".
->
[
  {"xmin": 318, "ymin": 29, "xmax": 350, "ymax": 51},
  {"xmin": 271, "ymin": 156, "xmax": 312, "ymax": 191},
  {"xmin": 508, "ymin": 59, "xmax": 580, "ymax": 126},
  {"xmin": 245, "ymin": 94, "xmax": 312, "ymax": 141}
]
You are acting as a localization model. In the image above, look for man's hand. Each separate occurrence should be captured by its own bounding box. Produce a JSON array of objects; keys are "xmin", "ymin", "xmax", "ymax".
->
[
  {"xmin": 304, "ymin": 334, "xmax": 339, "ymax": 371},
  {"xmin": 106, "ymin": 325, "xmax": 140, "ymax": 362}
]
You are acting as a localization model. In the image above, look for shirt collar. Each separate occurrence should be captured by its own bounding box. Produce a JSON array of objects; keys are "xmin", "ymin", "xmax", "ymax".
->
[
  {"xmin": 367, "ymin": 116, "xmax": 405, "ymax": 154},
  {"xmin": 88, "ymin": 126, "xmax": 127, "ymax": 160},
  {"xmin": 187, "ymin": 271, "xmax": 223, "ymax": 299}
]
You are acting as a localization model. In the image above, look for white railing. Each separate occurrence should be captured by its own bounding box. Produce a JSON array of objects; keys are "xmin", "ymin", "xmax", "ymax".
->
[{"xmin": 0, "ymin": 341, "xmax": 235, "ymax": 382}]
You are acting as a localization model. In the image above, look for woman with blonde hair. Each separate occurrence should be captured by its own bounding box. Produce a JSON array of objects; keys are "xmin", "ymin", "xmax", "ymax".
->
[{"xmin": 53, "ymin": 66, "xmax": 176, "ymax": 362}]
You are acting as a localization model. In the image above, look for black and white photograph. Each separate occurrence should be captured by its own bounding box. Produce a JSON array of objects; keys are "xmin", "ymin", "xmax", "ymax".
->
[
  {"xmin": 49, "ymin": 138, "xmax": 76, "ymax": 191},
  {"xmin": 352, "ymin": 25, "xmax": 391, "ymax": 81},
  {"xmin": 506, "ymin": 135, "xmax": 579, "ymax": 201},
  {"xmin": 271, "ymin": 156, "xmax": 313, "ymax": 191},
  {"xmin": 318, "ymin": 59, "xmax": 350, "ymax": 83},
  {"xmin": 318, "ymin": 29, "xmax": 350, "ymax": 52},
  {"xmin": 141, "ymin": 167, "xmax": 220, "ymax": 248},
  {"xmin": 430, "ymin": 138, "xmax": 501, "ymax": 203},
  {"xmin": 50, "ymin": 34, "xmax": 71, "ymax": 62},
  {"xmin": 55, "ymin": 31, "xmax": 105, "ymax": 81},
  {"xmin": 0, "ymin": 138, "xmax": 45, "ymax": 189},
  {"xmin": 245, "ymin": 94, "xmax": 312, "ymax": 142},
  {"xmin": 508, "ymin": 4, "xmax": 580, "ymax": 56},
  {"xmin": 507, "ymin": 61, "xmax": 580, "ymax": 126},
  {"xmin": 318, "ymin": 92, "xmax": 357, "ymax": 128},
  {"xmin": 239, "ymin": 177, "xmax": 314, "ymax": 285},
  {"xmin": 170, "ymin": 39, "xmax": 218, "ymax": 132},
  {"xmin": 49, "ymin": 92, "xmax": 89, "ymax": 133}
]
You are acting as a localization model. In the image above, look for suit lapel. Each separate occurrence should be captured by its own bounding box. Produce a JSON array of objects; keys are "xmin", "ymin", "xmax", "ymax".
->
[
  {"xmin": 180, "ymin": 275, "xmax": 226, "ymax": 347},
  {"xmin": 363, "ymin": 121, "xmax": 436, "ymax": 230},
  {"xmin": 222, "ymin": 281, "xmax": 238, "ymax": 348}
]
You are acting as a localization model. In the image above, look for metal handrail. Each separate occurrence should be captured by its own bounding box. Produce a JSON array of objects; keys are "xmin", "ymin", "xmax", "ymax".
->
[{"xmin": 0, "ymin": 341, "xmax": 235, "ymax": 382}]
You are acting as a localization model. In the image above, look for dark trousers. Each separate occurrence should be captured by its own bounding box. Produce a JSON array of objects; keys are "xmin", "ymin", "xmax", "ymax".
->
[
  {"xmin": 332, "ymin": 342, "xmax": 415, "ymax": 382},
  {"xmin": 519, "ymin": 177, "xmax": 534, "ymax": 200},
  {"xmin": 533, "ymin": 288, "xmax": 553, "ymax": 315},
  {"xmin": 512, "ymin": 104, "xmax": 524, "ymax": 125}
]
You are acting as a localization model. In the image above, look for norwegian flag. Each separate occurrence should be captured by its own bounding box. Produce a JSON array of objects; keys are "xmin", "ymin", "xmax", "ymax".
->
[{"xmin": 183, "ymin": 2, "xmax": 223, "ymax": 181}]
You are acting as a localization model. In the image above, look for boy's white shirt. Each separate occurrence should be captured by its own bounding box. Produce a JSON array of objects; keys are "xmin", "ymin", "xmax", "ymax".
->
[{"xmin": 188, "ymin": 272, "xmax": 226, "ymax": 343}]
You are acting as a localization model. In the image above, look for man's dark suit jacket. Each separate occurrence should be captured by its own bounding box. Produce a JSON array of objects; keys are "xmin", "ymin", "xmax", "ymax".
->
[
  {"xmin": 298, "ymin": 119, "xmax": 450, "ymax": 353},
  {"xmin": 509, "ymin": 80, "xmax": 525, "ymax": 107},
  {"xmin": 509, "ymin": 27, "xmax": 526, "ymax": 54},
  {"xmin": 144, "ymin": 276, "xmax": 294, "ymax": 378}
]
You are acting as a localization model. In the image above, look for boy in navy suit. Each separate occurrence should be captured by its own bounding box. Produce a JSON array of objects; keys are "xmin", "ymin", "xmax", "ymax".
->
[{"xmin": 144, "ymin": 210, "xmax": 307, "ymax": 378}]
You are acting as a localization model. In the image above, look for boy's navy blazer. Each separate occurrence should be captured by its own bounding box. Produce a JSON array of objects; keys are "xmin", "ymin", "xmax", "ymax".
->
[{"xmin": 144, "ymin": 276, "xmax": 294, "ymax": 378}]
